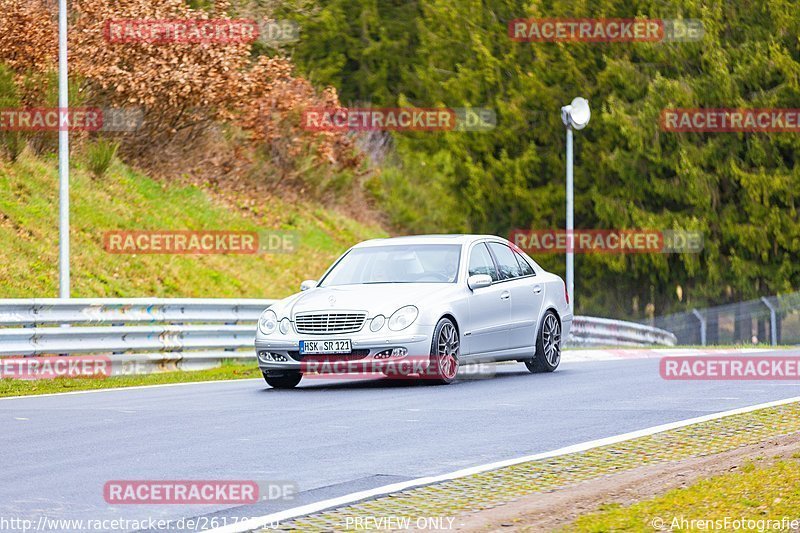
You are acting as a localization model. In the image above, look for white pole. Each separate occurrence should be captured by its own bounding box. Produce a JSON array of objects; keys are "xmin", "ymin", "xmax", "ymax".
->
[
  {"xmin": 58, "ymin": 0, "xmax": 70, "ymax": 298},
  {"xmin": 566, "ymin": 126, "xmax": 574, "ymax": 314},
  {"xmin": 761, "ymin": 297, "xmax": 778, "ymax": 346}
]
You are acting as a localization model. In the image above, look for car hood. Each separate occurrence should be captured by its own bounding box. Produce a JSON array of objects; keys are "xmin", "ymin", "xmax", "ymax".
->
[{"xmin": 282, "ymin": 283, "xmax": 454, "ymax": 318}]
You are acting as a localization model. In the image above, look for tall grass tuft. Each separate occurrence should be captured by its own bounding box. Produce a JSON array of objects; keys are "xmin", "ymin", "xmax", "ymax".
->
[{"xmin": 85, "ymin": 138, "xmax": 119, "ymax": 178}]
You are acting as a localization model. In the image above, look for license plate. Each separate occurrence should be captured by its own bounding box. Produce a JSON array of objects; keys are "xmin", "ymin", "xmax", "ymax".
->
[{"xmin": 299, "ymin": 339, "xmax": 352, "ymax": 355}]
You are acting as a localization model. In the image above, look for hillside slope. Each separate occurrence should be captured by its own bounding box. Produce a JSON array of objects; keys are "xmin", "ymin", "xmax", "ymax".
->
[{"xmin": 0, "ymin": 152, "xmax": 386, "ymax": 298}]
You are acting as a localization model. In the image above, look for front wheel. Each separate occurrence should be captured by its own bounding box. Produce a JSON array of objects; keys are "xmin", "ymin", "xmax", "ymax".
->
[
  {"xmin": 427, "ymin": 318, "xmax": 460, "ymax": 385},
  {"xmin": 525, "ymin": 311, "xmax": 561, "ymax": 373},
  {"xmin": 262, "ymin": 371, "xmax": 302, "ymax": 389}
]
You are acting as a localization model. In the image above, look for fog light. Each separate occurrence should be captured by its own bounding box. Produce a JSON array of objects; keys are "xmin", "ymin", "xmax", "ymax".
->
[
  {"xmin": 391, "ymin": 348, "xmax": 408, "ymax": 358},
  {"xmin": 259, "ymin": 351, "xmax": 290, "ymax": 363},
  {"xmin": 375, "ymin": 348, "xmax": 407, "ymax": 359}
]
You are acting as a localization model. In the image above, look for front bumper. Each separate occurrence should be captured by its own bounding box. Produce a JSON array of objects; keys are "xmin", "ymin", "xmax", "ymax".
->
[{"xmin": 255, "ymin": 326, "xmax": 434, "ymax": 374}]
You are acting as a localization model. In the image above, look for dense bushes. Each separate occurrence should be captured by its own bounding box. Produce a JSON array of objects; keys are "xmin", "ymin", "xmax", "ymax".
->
[
  {"xmin": 2, "ymin": 0, "xmax": 799, "ymax": 318},
  {"xmin": 0, "ymin": 0, "xmax": 368, "ymax": 202},
  {"xmin": 284, "ymin": 0, "xmax": 800, "ymax": 317}
]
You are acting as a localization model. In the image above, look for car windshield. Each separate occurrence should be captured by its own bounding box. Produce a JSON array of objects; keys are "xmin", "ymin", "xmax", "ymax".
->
[{"xmin": 319, "ymin": 244, "xmax": 462, "ymax": 286}]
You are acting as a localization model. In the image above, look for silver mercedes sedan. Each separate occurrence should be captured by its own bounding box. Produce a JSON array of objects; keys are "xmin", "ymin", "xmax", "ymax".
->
[{"xmin": 255, "ymin": 234, "xmax": 572, "ymax": 388}]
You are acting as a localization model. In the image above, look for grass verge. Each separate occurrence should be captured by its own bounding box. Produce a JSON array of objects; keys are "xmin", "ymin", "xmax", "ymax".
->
[
  {"xmin": 0, "ymin": 151, "xmax": 385, "ymax": 298},
  {"xmin": 0, "ymin": 360, "xmax": 261, "ymax": 398},
  {"xmin": 568, "ymin": 455, "xmax": 800, "ymax": 532}
]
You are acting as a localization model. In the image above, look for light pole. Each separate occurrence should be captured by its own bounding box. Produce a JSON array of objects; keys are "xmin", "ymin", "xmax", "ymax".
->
[
  {"xmin": 560, "ymin": 97, "xmax": 590, "ymax": 314},
  {"xmin": 58, "ymin": 0, "xmax": 70, "ymax": 298}
]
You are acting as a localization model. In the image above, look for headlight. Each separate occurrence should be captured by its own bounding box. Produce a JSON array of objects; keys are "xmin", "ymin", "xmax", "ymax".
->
[
  {"xmin": 388, "ymin": 306, "xmax": 418, "ymax": 331},
  {"xmin": 258, "ymin": 310, "xmax": 278, "ymax": 335},
  {"xmin": 370, "ymin": 315, "xmax": 385, "ymax": 332},
  {"xmin": 279, "ymin": 317, "xmax": 291, "ymax": 335}
]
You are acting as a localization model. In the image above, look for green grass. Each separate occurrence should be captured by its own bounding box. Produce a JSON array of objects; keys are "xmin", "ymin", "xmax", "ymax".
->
[
  {"xmin": 567, "ymin": 456, "xmax": 800, "ymax": 532},
  {"xmin": 0, "ymin": 360, "xmax": 262, "ymax": 397},
  {"xmin": 0, "ymin": 151, "xmax": 386, "ymax": 298}
]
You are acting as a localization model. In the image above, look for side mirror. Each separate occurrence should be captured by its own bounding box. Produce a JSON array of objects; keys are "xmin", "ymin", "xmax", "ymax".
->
[
  {"xmin": 467, "ymin": 274, "xmax": 492, "ymax": 291},
  {"xmin": 300, "ymin": 280, "xmax": 318, "ymax": 291}
]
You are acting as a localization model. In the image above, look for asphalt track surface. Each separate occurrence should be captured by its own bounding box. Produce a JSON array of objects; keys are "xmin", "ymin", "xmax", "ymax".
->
[{"xmin": 3, "ymin": 349, "xmax": 800, "ymax": 531}]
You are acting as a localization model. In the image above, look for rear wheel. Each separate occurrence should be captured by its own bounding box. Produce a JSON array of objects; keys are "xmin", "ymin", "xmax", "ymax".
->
[
  {"xmin": 427, "ymin": 318, "xmax": 460, "ymax": 384},
  {"xmin": 525, "ymin": 311, "xmax": 561, "ymax": 373},
  {"xmin": 262, "ymin": 371, "xmax": 302, "ymax": 389}
]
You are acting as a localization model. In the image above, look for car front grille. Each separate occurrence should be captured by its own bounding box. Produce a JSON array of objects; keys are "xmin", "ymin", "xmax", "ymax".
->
[{"xmin": 294, "ymin": 312, "xmax": 367, "ymax": 335}]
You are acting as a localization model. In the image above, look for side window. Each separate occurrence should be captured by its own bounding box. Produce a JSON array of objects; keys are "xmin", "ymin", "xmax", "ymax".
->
[
  {"xmin": 487, "ymin": 242, "xmax": 522, "ymax": 280},
  {"xmin": 514, "ymin": 250, "xmax": 535, "ymax": 277},
  {"xmin": 468, "ymin": 243, "xmax": 498, "ymax": 281}
]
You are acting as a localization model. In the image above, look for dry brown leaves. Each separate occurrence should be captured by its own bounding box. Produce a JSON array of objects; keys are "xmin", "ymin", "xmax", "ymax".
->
[{"xmin": 0, "ymin": 0, "xmax": 362, "ymax": 174}]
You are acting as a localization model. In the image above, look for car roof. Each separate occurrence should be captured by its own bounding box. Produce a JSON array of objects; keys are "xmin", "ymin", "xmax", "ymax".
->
[{"xmin": 352, "ymin": 234, "xmax": 506, "ymax": 248}]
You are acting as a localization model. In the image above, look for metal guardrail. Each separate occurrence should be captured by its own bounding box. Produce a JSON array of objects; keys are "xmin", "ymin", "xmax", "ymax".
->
[
  {"xmin": 0, "ymin": 298, "xmax": 275, "ymax": 326},
  {"xmin": 0, "ymin": 299, "xmax": 275, "ymax": 373},
  {"xmin": 0, "ymin": 325, "xmax": 256, "ymax": 357},
  {"xmin": 568, "ymin": 316, "xmax": 677, "ymax": 347},
  {"xmin": 0, "ymin": 299, "xmax": 675, "ymax": 373}
]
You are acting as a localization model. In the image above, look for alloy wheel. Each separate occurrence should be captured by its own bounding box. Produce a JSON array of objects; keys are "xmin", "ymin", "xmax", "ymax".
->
[
  {"xmin": 436, "ymin": 322, "xmax": 459, "ymax": 380},
  {"xmin": 542, "ymin": 313, "xmax": 561, "ymax": 366}
]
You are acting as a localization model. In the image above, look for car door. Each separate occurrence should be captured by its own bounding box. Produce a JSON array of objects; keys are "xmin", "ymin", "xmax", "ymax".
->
[
  {"xmin": 487, "ymin": 242, "xmax": 543, "ymax": 352},
  {"xmin": 513, "ymin": 248, "xmax": 545, "ymax": 348},
  {"xmin": 464, "ymin": 242, "xmax": 510, "ymax": 357}
]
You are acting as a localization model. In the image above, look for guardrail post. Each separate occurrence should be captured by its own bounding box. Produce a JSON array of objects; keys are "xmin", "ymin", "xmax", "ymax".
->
[
  {"xmin": 224, "ymin": 321, "xmax": 235, "ymax": 352},
  {"xmin": 760, "ymin": 297, "xmax": 778, "ymax": 347},
  {"xmin": 691, "ymin": 309, "xmax": 706, "ymax": 346},
  {"xmin": 112, "ymin": 322, "xmax": 124, "ymax": 354}
]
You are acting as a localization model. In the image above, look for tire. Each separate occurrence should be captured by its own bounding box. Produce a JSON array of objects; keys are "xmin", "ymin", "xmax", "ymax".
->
[
  {"xmin": 427, "ymin": 318, "xmax": 460, "ymax": 385},
  {"xmin": 262, "ymin": 371, "xmax": 302, "ymax": 389},
  {"xmin": 525, "ymin": 310, "xmax": 562, "ymax": 373}
]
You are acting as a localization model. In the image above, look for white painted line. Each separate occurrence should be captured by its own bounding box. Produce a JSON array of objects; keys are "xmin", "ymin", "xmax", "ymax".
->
[
  {"xmin": 0, "ymin": 378, "xmax": 262, "ymax": 401},
  {"xmin": 209, "ymin": 395, "xmax": 800, "ymax": 533}
]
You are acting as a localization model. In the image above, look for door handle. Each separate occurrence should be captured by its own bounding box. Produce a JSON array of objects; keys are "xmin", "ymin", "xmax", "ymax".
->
[
  {"xmin": 533, "ymin": 285, "xmax": 543, "ymax": 294},
  {"xmin": 500, "ymin": 291, "xmax": 510, "ymax": 300}
]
